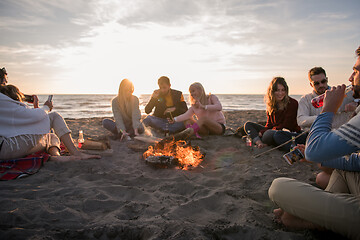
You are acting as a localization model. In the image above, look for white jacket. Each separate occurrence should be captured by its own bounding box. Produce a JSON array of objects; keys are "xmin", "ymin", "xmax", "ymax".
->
[{"xmin": 0, "ymin": 93, "xmax": 50, "ymax": 138}]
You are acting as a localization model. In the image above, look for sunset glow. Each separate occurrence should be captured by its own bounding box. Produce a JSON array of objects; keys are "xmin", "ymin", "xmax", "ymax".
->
[{"xmin": 1, "ymin": 0, "xmax": 359, "ymax": 95}]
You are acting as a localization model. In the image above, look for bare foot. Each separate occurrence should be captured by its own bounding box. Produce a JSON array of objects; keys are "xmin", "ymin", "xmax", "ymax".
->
[
  {"xmin": 255, "ymin": 140, "xmax": 266, "ymax": 148},
  {"xmin": 273, "ymin": 208, "xmax": 322, "ymax": 230}
]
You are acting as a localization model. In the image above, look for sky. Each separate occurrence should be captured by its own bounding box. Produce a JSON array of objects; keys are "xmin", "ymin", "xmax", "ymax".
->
[{"xmin": 0, "ymin": 0, "xmax": 359, "ymax": 95}]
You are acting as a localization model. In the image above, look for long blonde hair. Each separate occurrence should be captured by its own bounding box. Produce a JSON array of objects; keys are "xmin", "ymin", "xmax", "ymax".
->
[
  {"xmin": 264, "ymin": 77, "xmax": 289, "ymax": 114},
  {"xmin": 117, "ymin": 79, "xmax": 134, "ymax": 113},
  {"xmin": 189, "ymin": 82, "xmax": 209, "ymax": 106}
]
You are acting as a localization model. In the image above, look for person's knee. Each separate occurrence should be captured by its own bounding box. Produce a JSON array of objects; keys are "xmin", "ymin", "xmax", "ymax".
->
[
  {"xmin": 49, "ymin": 111, "xmax": 61, "ymax": 118},
  {"xmin": 102, "ymin": 118, "xmax": 113, "ymax": 128},
  {"xmin": 273, "ymin": 131, "xmax": 284, "ymax": 142},
  {"xmin": 142, "ymin": 116, "xmax": 152, "ymax": 126},
  {"xmin": 268, "ymin": 177, "xmax": 291, "ymax": 201},
  {"xmin": 138, "ymin": 124, "xmax": 145, "ymax": 134},
  {"xmin": 244, "ymin": 121, "xmax": 252, "ymax": 130},
  {"xmin": 102, "ymin": 118, "xmax": 110, "ymax": 126},
  {"xmin": 48, "ymin": 111, "xmax": 63, "ymax": 123},
  {"xmin": 316, "ymin": 171, "xmax": 330, "ymax": 189},
  {"xmin": 262, "ymin": 130, "xmax": 276, "ymax": 145}
]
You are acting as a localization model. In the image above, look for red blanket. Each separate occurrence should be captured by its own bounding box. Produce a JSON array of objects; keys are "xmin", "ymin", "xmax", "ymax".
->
[{"xmin": 0, "ymin": 152, "xmax": 50, "ymax": 180}]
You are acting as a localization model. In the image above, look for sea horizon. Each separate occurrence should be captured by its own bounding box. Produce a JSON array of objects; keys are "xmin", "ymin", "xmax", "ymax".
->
[{"xmin": 33, "ymin": 94, "xmax": 303, "ymax": 119}]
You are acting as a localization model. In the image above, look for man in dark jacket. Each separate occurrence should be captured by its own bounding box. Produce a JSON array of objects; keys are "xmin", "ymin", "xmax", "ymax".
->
[{"xmin": 143, "ymin": 76, "xmax": 187, "ymax": 134}]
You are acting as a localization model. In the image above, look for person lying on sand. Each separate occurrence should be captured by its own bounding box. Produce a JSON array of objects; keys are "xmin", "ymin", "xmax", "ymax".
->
[
  {"xmin": 0, "ymin": 85, "xmax": 101, "ymax": 161},
  {"xmin": 268, "ymin": 47, "xmax": 360, "ymax": 239}
]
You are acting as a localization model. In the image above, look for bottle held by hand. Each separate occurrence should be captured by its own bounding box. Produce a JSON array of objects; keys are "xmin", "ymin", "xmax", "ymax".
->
[{"xmin": 311, "ymin": 85, "xmax": 352, "ymax": 108}]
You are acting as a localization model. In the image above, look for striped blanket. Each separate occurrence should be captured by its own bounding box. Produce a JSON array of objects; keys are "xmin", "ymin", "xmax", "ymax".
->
[{"xmin": 0, "ymin": 152, "xmax": 50, "ymax": 180}]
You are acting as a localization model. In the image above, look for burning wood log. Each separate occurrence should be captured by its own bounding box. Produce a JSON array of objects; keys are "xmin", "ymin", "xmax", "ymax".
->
[{"xmin": 143, "ymin": 139, "xmax": 205, "ymax": 170}]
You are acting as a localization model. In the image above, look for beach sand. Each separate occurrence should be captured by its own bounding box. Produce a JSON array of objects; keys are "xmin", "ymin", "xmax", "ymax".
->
[{"xmin": 0, "ymin": 110, "xmax": 344, "ymax": 239}]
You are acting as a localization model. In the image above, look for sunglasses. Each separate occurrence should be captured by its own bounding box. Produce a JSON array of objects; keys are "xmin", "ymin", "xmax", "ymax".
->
[{"xmin": 313, "ymin": 78, "xmax": 328, "ymax": 86}]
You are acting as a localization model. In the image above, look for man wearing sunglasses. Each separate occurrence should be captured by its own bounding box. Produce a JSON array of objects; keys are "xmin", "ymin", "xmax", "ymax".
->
[
  {"xmin": 268, "ymin": 46, "xmax": 360, "ymax": 240},
  {"xmin": 297, "ymin": 67, "xmax": 354, "ymax": 131}
]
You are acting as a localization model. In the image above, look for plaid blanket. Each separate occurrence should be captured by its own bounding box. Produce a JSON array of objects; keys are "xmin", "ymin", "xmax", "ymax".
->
[{"xmin": 0, "ymin": 152, "xmax": 50, "ymax": 180}]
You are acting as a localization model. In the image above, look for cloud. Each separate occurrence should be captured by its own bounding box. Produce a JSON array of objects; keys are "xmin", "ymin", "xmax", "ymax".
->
[{"xmin": 0, "ymin": 0, "xmax": 359, "ymax": 94}]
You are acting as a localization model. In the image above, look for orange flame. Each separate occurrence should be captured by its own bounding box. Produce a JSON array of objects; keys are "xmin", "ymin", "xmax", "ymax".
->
[{"xmin": 143, "ymin": 140, "xmax": 204, "ymax": 170}]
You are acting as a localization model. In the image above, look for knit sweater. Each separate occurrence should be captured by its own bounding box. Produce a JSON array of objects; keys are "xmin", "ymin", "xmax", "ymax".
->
[
  {"xmin": 260, "ymin": 97, "xmax": 301, "ymax": 135},
  {"xmin": 111, "ymin": 95, "xmax": 142, "ymax": 133},
  {"xmin": 305, "ymin": 112, "xmax": 360, "ymax": 171}
]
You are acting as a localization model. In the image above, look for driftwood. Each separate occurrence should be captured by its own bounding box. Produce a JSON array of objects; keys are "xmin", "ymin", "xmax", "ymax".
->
[
  {"xmin": 252, "ymin": 131, "xmax": 309, "ymax": 158},
  {"xmin": 133, "ymin": 135, "xmax": 161, "ymax": 144}
]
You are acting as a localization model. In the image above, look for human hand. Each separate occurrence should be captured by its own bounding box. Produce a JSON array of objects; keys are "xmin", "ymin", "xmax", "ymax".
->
[
  {"xmin": 44, "ymin": 100, "xmax": 53, "ymax": 111},
  {"xmin": 167, "ymin": 117, "xmax": 174, "ymax": 124},
  {"xmin": 294, "ymin": 144, "xmax": 311, "ymax": 162},
  {"xmin": 194, "ymin": 101, "xmax": 204, "ymax": 109},
  {"xmin": 164, "ymin": 107, "xmax": 175, "ymax": 114},
  {"xmin": 294, "ymin": 144, "xmax": 305, "ymax": 154},
  {"xmin": 344, "ymin": 102, "xmax": 358, "ymax": 112},
  {"xmin": 322, "ymin": 85, "xmax": 346, "ymax": 113},
  {"xmin": 152, "ymin": 90, "xmax": 160, "ymax": 99},
  {"xmin": 255, "ymin": 139, "xmax": 266, "ymax": 148},
  {"xmin": 33, "ymin": 95, "xmax": 39, "ymax": 108},
  {"xmin": 134, "ymin": 128, "xmax": 139, "ymax": 136},
  {"xmin": 120, "ymin": 130, "xmax": 131, "ymax": 141}
]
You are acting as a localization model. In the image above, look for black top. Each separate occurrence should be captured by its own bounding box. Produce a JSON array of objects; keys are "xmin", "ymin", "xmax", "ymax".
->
[{"xmin": 145, "ymin": 89, "xmax": 188, "ymax": 119}]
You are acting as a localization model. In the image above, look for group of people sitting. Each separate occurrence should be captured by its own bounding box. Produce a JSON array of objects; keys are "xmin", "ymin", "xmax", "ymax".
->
[
  {"xmin": 102, "ymin": 76, "xmax": 226, "ymax": 142},
  {"xmin": 0, "ymin": 45, "xmax": 359, "ymax": 238},
  {"xmin": 268, "ymin": 47, "xmax": 360, "ymax": 239},
  {"xmin": 102, "ymin": 67, "xmax": 355, "ymax": 154}
]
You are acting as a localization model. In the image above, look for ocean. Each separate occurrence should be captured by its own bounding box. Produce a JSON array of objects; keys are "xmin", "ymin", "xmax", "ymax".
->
[{"xmin": 35, "ymin": 94, "xmax": 303, "ymax": 119}]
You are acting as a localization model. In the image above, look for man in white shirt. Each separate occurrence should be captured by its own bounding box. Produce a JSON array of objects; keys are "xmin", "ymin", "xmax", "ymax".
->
[
  {"xmin": 296, "ymin": 67, "xmax": 357, "ymax": 189},
  {"xmin": 297, "ymin": 67, "xmax": 355, "ymax": 130}
]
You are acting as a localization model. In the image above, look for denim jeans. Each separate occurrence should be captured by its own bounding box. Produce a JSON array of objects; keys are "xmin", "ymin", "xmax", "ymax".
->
[
  {"xmin": 243, "ymin": 121, "xmax": 277, "ymax": 146},
  {"xmin": 273, "ymin": 130, "xmax": 308, "ymax": 152},
  {"xmin": 102, "ymin": 118, "xmax": 144, "ymax": 137},
  {"xmin": 142, "ymin": 115, "xmax": 185, "ymax": 134}
]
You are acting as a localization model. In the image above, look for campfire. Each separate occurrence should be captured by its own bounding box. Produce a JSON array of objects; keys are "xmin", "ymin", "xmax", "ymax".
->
[{"xmin": 143, "ymin": 139, "xmax": 205, "ymax": 170}]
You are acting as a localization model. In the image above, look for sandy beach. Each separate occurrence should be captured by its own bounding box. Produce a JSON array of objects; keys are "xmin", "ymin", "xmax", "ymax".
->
[{"xmin": 0, "ymin": 110, "xmax": 345, "ymax": 239}]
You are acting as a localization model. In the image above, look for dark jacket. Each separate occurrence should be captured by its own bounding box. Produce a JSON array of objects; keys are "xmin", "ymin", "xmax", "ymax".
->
[{"xmin": 145, "ymin": 89, "xmax": 188, "ymax": 119}]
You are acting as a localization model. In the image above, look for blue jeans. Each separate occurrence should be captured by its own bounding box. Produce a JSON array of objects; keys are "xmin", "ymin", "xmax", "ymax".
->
[
  {"xmin": 243, "ymin": 121, "xmax": 277, "ymax": 146},
  {"xmin": 102, "ymin": 119, "xmax": 144, "ymax": 137},
  {"xmin": 273, "ymin": 130, "xmax": 308, "ymax": 152},
  {"xmin": 142, "ymin": 115, "xmax": 185, "ymax": 134}
]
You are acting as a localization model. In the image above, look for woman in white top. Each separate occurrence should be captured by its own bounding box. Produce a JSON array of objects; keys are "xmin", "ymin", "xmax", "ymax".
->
[{"xmin": 102, "ymin": 79, "xmax": 144, "ymax": 140}]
